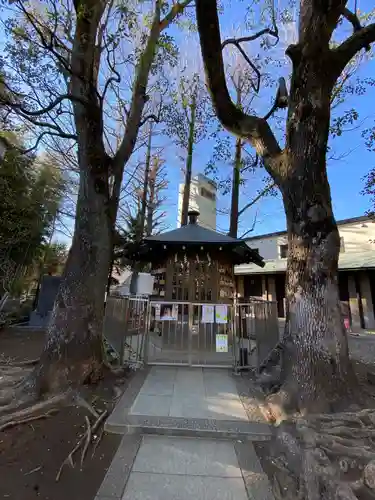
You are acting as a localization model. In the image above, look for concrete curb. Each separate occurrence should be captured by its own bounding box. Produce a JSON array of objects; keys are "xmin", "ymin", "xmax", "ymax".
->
[
  {"xmin": 94, "ymin": 434, "xmax": 142, "ymax": 500},
  {"xmin": 105, "ymin": 366, "xmax": 150, "ymax": 433},
  {"xmin": 235, "ymin": 441, "xmax": 275, "ymax": 500}
]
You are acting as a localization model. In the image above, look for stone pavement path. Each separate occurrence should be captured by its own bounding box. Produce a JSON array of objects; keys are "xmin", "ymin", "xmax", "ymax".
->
[
  {"xmin": 130, "ymin": 367, "xmax": 249, "ymax": 421},
  {"xmin": 123, "ymin": 435, "xmax": 248, "ymax": 500},
  {"xmin": 95, "ymin": 367, "xmax": 274, "ymax": 500},
  {"xmin": 95, "ymin": 434, "xmax": 274, "ymax": 500}
]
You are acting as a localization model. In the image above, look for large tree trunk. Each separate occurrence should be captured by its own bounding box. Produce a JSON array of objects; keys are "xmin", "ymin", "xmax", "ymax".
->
[
  {"xmin": 34, "ymin": 166, "xmax": 111, "ymax": 395},
  {"xmin": 277, "ymin": 56, "xmax": 356, "ymax": 413},
  {"xmin": 229, "ymin": 82, "xmax": 242, "ymax": 238},
  {"xmin": 229, "ymin": 137, "xmax": 241, "ymax": 238},
  {"xmin": 139, "ymin": 124, "xmax": 153, "ymax": 234},
  {"xmin": 180, "ymin": 93, "xmax": 197, "ymax": 226},
  {"xmin": 146, "ymin": 158, "xmax": 157, "ymax": 236}
]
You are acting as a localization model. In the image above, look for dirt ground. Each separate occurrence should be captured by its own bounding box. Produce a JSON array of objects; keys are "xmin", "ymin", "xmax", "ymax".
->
[
  {"xmin": 0, "ymin": 327, "xmax": 125, "ymax": 500},
  {"xmin": 1, "ymin": 327, "xmax": 46, "ymax": 361}
]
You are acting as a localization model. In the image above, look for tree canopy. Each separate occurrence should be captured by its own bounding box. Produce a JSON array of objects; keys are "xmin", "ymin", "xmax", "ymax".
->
[{"xmin": 0, "ymin": 139, "xmax": 65, "ymax": 295}]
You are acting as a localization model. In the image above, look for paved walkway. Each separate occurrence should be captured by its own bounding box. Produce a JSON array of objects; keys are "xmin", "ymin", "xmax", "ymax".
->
[
  {"xmin": 96, "ymin": 367, "xmax": 274, "ymax": 500},
  {"xmin": 122, "ymin": 435, "xmax": 248, "ymax": 500},
  {"xmin": 130, "ymin": 367, "xmax": 248, "ymax": 421}
]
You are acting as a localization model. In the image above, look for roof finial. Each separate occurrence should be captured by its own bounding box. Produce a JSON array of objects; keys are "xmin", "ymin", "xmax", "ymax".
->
[{"xmin": 188, "ymin": 210, "xmax": 200, "ymax": 225}]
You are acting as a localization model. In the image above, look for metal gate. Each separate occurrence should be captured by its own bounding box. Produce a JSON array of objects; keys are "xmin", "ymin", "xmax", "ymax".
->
[
  {"xmin": 103, "ymin": 296, "xmax": 149, "ymax": 366},
  {"xmin": 233, "ymin": 300, "xmax": 279, "ymax": 372},
  {"xmin": 103, "ymin": 297, "xmax": 280, "ymax": 370},
  {"xmin": 146, "ymin": 301, "xmax": 234, "ymax": 367}
]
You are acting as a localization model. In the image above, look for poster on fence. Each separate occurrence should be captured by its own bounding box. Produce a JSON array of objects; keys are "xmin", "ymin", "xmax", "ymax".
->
[
  {"xmin": 216, "ymin": 334, "xmax": 228, "ymax": 352},
  {"xmin": 160, "ymin": 304, "xmax": 178, "ymax": 321},
  {"xmin": 202, "ymin": 305, "xmax": 214, "ymax": 323},
  {"xmin": 215, "ymin": 305, "xmax": 228, "ymax": 324},
  {"xmin": 172, "ymin": 304, "xmax": 179, "ymax": 320},
  {"xmin": 154, "ymin": 303, "xmax": 161, "ymax": 321}
]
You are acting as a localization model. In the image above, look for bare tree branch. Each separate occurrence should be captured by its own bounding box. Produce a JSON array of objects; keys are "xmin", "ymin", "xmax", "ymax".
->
[
  {"xmin": 332, "ymin": 22, "xmax": 375, "ymax": 76},
  {"xmin": 159, "ymin": 0, "xmax": 193, "ymax": 31},
  {"xmin": 11, "ymin": 112, "xmax": 77, "ymax": 139},
  {"xmin": 0, "ymin": 90, "xmax": 87, "ymax": 117},
  {"xmin": 263, "ymin": 77, "xmax": 288, "ymax": 121},
  {"xmin": 139, "ymin": 114, "xmax": 159, "ymax": 127},
  {"xmin": 238, "ymin": 182, "xmax": 276, "ymax": 217},
  {"xmin": 221, "ymin": 3, "xmax": 278, "ymax": 94},
  {"xmin": 195, "ymin": 0, "xmax": 282, "ymax": 171},
  {"xmin": 340, "ymin": 6, "xmax": 362, "ymax": 33},
  {"xmin": 113, "ymin": 0, "xmax": 193, "ymax": 173},
  {"xmin": 22, "ymin": 131, "xmax": 77, "ymax": 154},
  {"xmin": 16, "ymin": 1, "xmax": 74, "ymax": 78},
  {"xmin": 239, "ymin": 211, "xmax": 258, "ymax": 239}
]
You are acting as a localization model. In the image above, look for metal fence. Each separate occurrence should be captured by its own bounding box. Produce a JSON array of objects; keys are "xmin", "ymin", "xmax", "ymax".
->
[
  {"xmin": 233, "ymin": 299, "xmax": 279, "ymax": 373},
  {"xmin": 103, "ymin": 296, "xmax": 148, "ymax": 366},
  {"xmin": 103, "ymin": 296, "xmax": 280, "ymax": 371},
  {"xmin": 146, "ymin": 301, "xmax": 234, "ymax": 367}
]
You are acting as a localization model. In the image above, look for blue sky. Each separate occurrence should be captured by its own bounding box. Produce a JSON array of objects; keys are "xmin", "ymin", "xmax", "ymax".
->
[
  {"xmin": 159, "ymin": 0, "xmax": 375, "ymax": 237},
  {"xmin": 1, "ymin": 1, "xmax": 374, "ymax": 242}
]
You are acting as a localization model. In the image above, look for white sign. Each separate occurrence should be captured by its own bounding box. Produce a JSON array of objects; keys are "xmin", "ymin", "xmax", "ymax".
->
[
  {"xmin": 155, "ymin": 304, "xmax": 161, "ymax": 321},
  {"xmin": 215, "ymin": 305, "xmax": 228, "ymax": 324},
  {"xmin": 202, "ymin": 305, "xmax": 214, "ymax": 323},
  {"xmin": 216, "ymin": 334, "xmax": 228, "ymax": 352},
  {"xmin": 160, "ymin": 304, "xmax": 177, "ymax": 321}
]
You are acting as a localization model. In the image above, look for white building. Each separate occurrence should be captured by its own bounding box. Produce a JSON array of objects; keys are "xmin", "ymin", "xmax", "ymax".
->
[
  {"xmin": 177, "ymin": 173, "xmax": 217, "ymax": 230},
  {"xmin": 235, "ymin": 215, "xmax": 375, "ymax": 330}
]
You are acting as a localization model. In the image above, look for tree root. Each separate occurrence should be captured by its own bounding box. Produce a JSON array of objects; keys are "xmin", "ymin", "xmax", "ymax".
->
[
  {"xmin": 0, "ymin": 408, "xmax": 58, "ymax": 432},
  {"xmin": 0, "ymin": 374, "xmax": 26, "ymax": 389},
  {"xmin": 7, "ymin": 358, "xmax": 40, "ymax": 367},
  {"xmin": 72, "ymin": 393, "xmax": 99, "ymax": 418},
  {"xmin": 80, "ymin": 416, "xmax": 92, "ymax": 468},
  {"xmin": 91, "ymin": 426, "xmax": 104, "ymax": 458},
  {"xmin": 0, "ymin": 365, "xmax": 33, "ymax": 391},
  {"xmin": 56, "ymin": 409, "xmax": 108, "ymax": 481},
  {"xmin": 265, "ymin": 408, "xmax": 375, "ymax": 500},
  {"xmin": 0, "ymin": 393, "xmax": 67, "ymax": 427},
  {"xmin": 24, "ymin": 465, "xmax": 43, "ymax": 476}
]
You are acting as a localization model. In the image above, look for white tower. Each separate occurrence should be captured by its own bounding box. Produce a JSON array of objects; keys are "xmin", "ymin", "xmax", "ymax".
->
[{"xmin": 177, "ymin": 173, "xmax": 217, "ymax": 230}]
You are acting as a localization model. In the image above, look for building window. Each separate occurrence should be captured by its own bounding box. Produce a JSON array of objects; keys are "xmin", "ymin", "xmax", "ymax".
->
[
  {"xmin": 279, "ymin": 244, "xmax": 288, "ymax": 259},
  {"xmin": 200, "ymin": 187, "xmax": 215, "ymax": 201},
  {"xmin": 340, "ymin": 237, "xmax": 345, "ymax": 252}
]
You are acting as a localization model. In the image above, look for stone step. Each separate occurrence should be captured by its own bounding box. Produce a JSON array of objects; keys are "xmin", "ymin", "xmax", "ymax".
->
[{"xmin": 105, "ymin": 414, "xmax": 272, "ymax": 441}]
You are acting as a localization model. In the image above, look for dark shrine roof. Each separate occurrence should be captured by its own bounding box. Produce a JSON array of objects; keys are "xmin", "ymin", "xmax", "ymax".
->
[
  {"xmin": 138, "ymin": 212, "xmax": 265, "ymax": 267},
  {"xmin": 146, "ymin": 223, "xmax": 242, "ymax": 245}
]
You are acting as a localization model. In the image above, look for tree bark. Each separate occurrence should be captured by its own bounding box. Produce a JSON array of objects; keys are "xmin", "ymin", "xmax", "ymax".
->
[
  {"xmin": 180, "ymin": 93, "xmax": 196, "ymax": 226},
  {"xmin": 146, "ymin": 157, "xmax": 157, "ymax": 236},
  {"xmin": 229, "ymin": 81, "xmax": 242, "ymax": 238},
  {"xmin": 34, "ymin": 165, "xmax": 111, "ymax": 395},
  {"xmin": 277, "ymin": 53, "xmax": 356, "ymax": 413},
  {"xmin": 139, "ymin": 123, "xmax": 153, "ymax": 234},
  {"xmin": 229, "ymin": 137, "xmax": 241, "ymax": 238}
]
